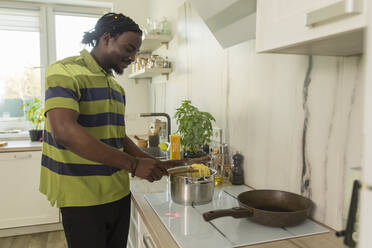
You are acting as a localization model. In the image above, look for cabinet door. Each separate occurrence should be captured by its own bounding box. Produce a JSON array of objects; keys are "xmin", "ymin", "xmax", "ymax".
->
[
  {"xmin": 256, "ymin": 0, "xmax": 367, "ymax": 55},
  {"xmin": 359, "ymin": 5, "xmax": 372, "ymax": 246},
  {"xmin": 138, "ymin": 213, "xmax": 157, "ymax": 248},
  {"xmin": 0, "ymin": 151, "xmax": 60, "ymax": 229},
  {"xmin": 128, "ymin": 201, "xmax": 139, "ymax": 248}
]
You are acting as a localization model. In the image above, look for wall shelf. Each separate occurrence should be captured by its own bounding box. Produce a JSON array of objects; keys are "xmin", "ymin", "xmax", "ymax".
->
[
  {"xmin": 140, "ymin": 34, "xmax": 172, "ymax": 53},
  {"xmin": 128, "ymin": 68, "xmax": 172, "ymax": 83}
]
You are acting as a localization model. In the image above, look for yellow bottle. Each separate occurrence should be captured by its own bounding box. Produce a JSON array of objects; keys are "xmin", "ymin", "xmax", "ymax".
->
[
  {"xmin": 211, "ymin": 148, "xmax": 224, "ymax": 186},
  {"xmin": 170, "ymin": 134, "xmax": 180, "ymax": 160}
]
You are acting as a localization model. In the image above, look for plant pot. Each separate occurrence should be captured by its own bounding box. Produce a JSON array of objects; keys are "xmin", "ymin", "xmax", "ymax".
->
[
  {"xmin": 29, "ymin": 129, "xmax": 43, "ymax": 141},
  {"xmin": 184, "ymin": 151, "xmax": 207, "ymax": 159}
]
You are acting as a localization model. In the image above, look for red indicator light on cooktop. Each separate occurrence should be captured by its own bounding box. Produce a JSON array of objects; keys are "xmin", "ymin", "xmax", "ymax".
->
[{"xmin": 165, "ymin": 212, "xmax": 180, "ymax": 220}]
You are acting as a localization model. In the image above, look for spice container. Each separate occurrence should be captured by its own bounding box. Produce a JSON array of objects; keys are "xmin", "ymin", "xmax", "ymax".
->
[
  {"xmin": 163, "ymin": 56, "xmax": 171, "ymax": 68},
  {"xmin": 140, "ymin": 58, "xmax": 147, "ymax": 70},
  {"xmin": 135, "ymin": 57, "xmax": 141, "ymax": 72},
  {"xmin": 155, "ymin": 55, "xmax": 164, "ymax": 68},
  {"xmin": 147, "ymin": 55, "xmax": 157, "ymax": 69}
]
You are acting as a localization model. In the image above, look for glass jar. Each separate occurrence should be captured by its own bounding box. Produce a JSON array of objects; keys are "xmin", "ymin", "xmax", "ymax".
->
[
  {"xmin": 140, "ymin": 58, "xmax": 148, "ymax": 70},
  {"xmin": 147, "ymin": 55, "xmax": 156, "ymax": 69},
  {"xmin": 135, "ymin": 58, "xmax": 141, "ymax": 72},
  {"xmin": 211, "ymin": 149, "xmax": 224, "ymax": 186},
  {"xmin": 155, "ymin": 56, "xmax": 164, "ymax": 68},
  {"xmin": 159, "ymin": 17, "xmax": 172, "ymax": 35},
  {"xmin": 163, "ymin": 56, "xmax": 171, "ymax": 68}
]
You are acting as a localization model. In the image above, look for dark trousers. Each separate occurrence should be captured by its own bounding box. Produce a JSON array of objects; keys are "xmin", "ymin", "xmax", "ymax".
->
[{"xmin": 60, "ymin": 193, "xmax": 131, "ymax": 248}]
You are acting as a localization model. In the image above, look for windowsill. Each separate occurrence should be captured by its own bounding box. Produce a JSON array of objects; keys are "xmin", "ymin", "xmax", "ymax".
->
[{"xmin": 0, "ymin": 131, "xmax": 30, "ymax": 141}]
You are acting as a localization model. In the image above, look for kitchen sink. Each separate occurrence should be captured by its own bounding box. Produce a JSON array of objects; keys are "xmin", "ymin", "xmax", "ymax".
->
[{"xmin": 141, "ymin": 147, "xmax": 168, "ymax": 160}]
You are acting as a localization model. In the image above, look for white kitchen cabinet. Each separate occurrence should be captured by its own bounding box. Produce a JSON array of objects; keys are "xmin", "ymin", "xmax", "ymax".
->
[
  {"xmin": 0, "ymin": 151, "xmax": 60, "ymax": 229},
  {"xmin": 138, "ymin": 214, "xmax": 157, "ymax": 248},
  {"xmin": 359, "ymin": 2, "xmax": 372, "ymax": 246},
  {"xmin": 128, "ymin": 201, "xmax": 139, "ymax": 248},
  {"xmin": 256, "ymin": 0, "xmax": 367, "ymax": 56},
  {"xmin": 129, "ymin": 200, "xmax": 157, "ymax": 248}
]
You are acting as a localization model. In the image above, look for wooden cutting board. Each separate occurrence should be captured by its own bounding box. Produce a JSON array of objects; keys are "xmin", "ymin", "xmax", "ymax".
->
[{"xmin": 0, "ymin": 141, "xmax": 8, "ymax": 147}]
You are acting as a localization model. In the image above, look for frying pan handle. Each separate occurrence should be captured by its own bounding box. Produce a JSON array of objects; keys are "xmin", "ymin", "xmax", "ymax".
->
[{"xmin": 203, "ymin": 207, "xmax": 253, "ymax": 221}]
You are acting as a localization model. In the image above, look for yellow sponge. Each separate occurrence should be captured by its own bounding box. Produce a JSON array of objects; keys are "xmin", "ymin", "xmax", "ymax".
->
[{"xmin": 190, "ymin": 164, "xmax": 211, "ymax": 177}]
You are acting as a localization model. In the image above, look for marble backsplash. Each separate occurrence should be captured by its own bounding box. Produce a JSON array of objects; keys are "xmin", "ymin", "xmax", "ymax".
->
[
  {"xmin": 227, "ymin": 43, "xmax": 364, "ymax": 229},
  {"xmin": 147, "ymin": 1, "xmax": 364, "ymax": 230}
]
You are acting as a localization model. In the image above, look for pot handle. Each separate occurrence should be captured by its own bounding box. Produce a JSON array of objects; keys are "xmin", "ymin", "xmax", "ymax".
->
[{"xmin": 203, "ymin": 207, "xmax": 253, "ymax": 221}]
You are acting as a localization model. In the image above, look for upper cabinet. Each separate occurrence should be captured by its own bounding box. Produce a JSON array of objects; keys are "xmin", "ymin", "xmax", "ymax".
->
[
  {"xmin": 189, "ymin": 0, "xmax": 256, "ymax": 49},
  {"xmin": 256, "ymin": 0, "xmax": 367, "ymax": 56}
]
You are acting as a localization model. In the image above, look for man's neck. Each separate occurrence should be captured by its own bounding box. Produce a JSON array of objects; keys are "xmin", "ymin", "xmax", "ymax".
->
[{"xmin": 90, "ymin": 48, "xmax": 110, "ymax": 72}]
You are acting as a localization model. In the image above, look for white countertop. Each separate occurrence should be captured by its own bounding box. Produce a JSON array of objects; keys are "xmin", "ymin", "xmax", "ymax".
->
[
  {"xmin": 130, "ymin": 178, "xmax": 342, "ymax": 248},
  {"xmin": 0, "ymin": 140, "xmax": 42, "ymax": 153}
]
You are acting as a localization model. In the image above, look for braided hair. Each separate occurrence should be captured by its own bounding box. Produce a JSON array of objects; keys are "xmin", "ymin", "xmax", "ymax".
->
[{"xmin": 82, "ymin": 12, "xmax": 142, "ymax": 47}]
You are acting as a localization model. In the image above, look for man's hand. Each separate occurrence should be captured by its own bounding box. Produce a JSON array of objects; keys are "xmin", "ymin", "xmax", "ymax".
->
[{"xmin": 135, "ymin": 158, "xmax": 165, "ymax": 182}]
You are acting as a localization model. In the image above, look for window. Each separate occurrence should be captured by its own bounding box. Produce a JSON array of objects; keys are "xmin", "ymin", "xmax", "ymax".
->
[
  {"xmin": 0, "ymin": 8, "xmax": 41, "ymax": 133},
  {"xmin": 55, "ymin": 14, "xmax": 99, "ymax": 60},
  {"xmin": 0, "ymin": 1, "xmax": 110, "ymax": 139}
]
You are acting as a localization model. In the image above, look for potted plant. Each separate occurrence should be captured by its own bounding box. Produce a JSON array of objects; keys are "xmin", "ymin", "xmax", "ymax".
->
[
  {"xmin": 174, "ymin": 100, "xmax": 215, "ymax": 158},
  {"xmin": 21, "ymin": 98, "xmax": 44, "ymax": 141}
]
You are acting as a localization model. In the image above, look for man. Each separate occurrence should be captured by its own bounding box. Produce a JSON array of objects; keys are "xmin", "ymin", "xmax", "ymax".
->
[{"xmin": 40, "ymin": 13, "xmax": 178, "ymax": 248}]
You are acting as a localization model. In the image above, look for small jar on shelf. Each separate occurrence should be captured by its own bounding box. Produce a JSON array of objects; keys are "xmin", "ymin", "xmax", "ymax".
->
[
  {"xmin": 140, "ymin": 58, "xmax": 148, "ymax": 70},
  {"xmin": 155, "ymin": 55, "xmax": 165, "ymax": 68},
  {"xmin": 163, "ymin": 56, "xmax": 171, "ymax": 68},
  {"xmin": 147, "ymin": 55, "xmax": 157, "ymax": 69},
  {"xmin": 134, "ymin": 57, "xmax": 141, "ymax": 72}
]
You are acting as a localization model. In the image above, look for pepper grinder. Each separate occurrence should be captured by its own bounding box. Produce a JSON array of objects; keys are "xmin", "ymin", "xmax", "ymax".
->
[{"xmin": 231, "ymin": 152, "xmax": 244, "ymax": 185}]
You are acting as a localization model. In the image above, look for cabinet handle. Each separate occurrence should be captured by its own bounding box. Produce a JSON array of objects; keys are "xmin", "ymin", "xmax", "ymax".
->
[
  {"xmin": 336, "ymin": 180, "xmax": 360, "ymax": 247},
  {"xmin": 143, "ymin": 234, "xmax": 156, "ymax": 248},
  {"xmin": 305, "ymin": 0, "xmax": 362, "ymax": 27},
  {"xmin": 13, "ymin": 154, "xmax": 32, "ymax": 159}
]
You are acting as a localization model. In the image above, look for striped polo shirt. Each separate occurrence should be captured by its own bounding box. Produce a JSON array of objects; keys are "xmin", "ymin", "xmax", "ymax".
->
[{"xmin": 40, "ymin": 49, "xmax": 129, "ymax": 208}]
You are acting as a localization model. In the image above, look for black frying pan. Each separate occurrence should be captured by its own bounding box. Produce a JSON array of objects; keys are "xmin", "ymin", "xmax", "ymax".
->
[{"xmin": 203, "ymin": 190, "xmax": 313, "ymax": 227}]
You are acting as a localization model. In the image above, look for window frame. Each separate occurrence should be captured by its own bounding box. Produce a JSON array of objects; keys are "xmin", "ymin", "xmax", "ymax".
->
[{"xmin": 0, "ymin": 0, "xmax": 111, "ymax": 139}]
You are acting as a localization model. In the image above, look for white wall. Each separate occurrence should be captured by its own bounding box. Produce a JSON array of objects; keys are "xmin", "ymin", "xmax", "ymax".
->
[
  {"xmin": 147, "ymin": 0, "xmax": 364, "ymax": 230},
  {"xmin": 90, "ymin": 0, "xmax": 151, "ymax": 135}
]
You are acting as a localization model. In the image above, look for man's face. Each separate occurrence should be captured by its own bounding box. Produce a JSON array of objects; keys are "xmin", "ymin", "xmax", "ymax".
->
[{"xmin": 106, "ymin": 31, "xmax": 142, "ymax": 75}]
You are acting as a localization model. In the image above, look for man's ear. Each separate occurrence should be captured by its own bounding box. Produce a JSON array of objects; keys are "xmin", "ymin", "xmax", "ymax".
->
[{"xmin": 101, "ymin": 32, "xmax": 111, "ymax": 45}]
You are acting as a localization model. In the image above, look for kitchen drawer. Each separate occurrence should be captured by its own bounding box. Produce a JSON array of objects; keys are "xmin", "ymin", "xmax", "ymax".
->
[
  {"xmin": 142, "ymin": 233, "xmax": 157, "ymax": 248},
  {"xmin": 130, "ymin": 201, "xmax": 138, "ymax": 227},
  {"xmin": 129, "ymin": 202, "xmax": 138, "ymax": 248},
  {"xmin": 256, "ymin": 0, "xmax": 367, "ymax": 55},
  {"xmin": 138, "ymin": 211, "xmax": 157, "ymax": 248},
  {"xmin": 0, "ymin": 151, "xmax": 35, "ymax": 161}
]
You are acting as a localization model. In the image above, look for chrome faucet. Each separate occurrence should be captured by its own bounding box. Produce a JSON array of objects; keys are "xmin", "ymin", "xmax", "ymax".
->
[{"xmin": 139, "ymin": 113, "xmax": 171, "ymax": 142}]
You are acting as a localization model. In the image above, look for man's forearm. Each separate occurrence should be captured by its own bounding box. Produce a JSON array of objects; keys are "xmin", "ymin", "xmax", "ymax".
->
[{"xmin": 53, "ymin": 123, "xmax": 136, "ymax": 172}]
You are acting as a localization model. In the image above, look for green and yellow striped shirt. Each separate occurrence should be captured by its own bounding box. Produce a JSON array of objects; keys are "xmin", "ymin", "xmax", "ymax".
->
[{"xmin": 40, "ymin": 49, "xmax": 130, "ymax": 208}]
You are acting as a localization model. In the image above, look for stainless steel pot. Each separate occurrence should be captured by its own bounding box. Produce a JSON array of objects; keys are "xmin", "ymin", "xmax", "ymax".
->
[{"xmin": 167, "ymin": 166, "xmax": 217, "ymax": 205}]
